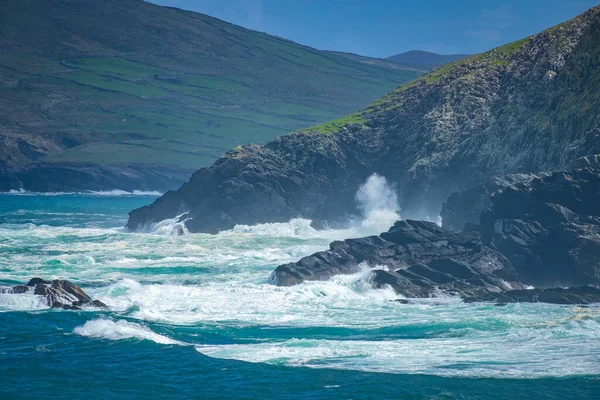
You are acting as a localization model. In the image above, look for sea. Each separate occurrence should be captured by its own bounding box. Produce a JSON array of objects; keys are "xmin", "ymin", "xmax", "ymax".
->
[{"xmin": 1, "ymin": 190, "xmax": 599, "ymax": 399}]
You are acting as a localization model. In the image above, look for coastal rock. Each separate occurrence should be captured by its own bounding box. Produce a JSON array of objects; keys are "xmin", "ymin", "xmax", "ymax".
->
[
  {"xmin": 1, "ymin": 278, "xmax": 107, "ymax": 310},
  {"xmin": 272, "ymin": 168, "xmax": 600, "ymax": 304},
  {"xmin": 128, "ymin": 7, "xmax": 600, "ymax": 233},
  {"xmin": 128, "ymin": 132, "xmax": 379, "ymax": 233},
  {"xmin": 271, "ymin": 220, "xmax": 524, "ymax": 299},
  {"xmin": 464, "ymin": 287, "xmax": 600, "ymax": 305},
  {"xmin": 442, "ymin": 168, "xmax": 600, "ymax": 287}
]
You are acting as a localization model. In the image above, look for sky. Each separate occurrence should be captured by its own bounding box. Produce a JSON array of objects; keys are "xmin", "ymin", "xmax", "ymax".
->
[{"xmin": 149, "ymin": 0, "xmax": 599, "ymax": 58}]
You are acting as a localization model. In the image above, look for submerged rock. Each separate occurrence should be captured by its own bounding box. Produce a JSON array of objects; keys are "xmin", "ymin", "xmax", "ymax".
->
[{"xmin": 1, "ymin": 278, "xmax": 107, "ymax": 310}]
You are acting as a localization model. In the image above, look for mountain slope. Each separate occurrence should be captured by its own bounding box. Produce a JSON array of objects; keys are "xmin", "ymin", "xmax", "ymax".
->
[
  {"xmin": 386, "ymin": 50, "xmax": 469, "ymax": 70},
  {"xmin": 128, "ymin": 6, "xmax": 600, "ymax": 233},
  {"xmin": 0, "ymin": 0, "xmax": 420, "ymax": 174}
]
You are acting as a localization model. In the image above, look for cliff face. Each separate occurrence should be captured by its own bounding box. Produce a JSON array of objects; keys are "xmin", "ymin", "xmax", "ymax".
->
[
  {"xmin": 128, "ymin": 6, "xmax": 600, "ymax": 233},
  {"xmin": 443, "ymin": 168, "xmax": 600, "ymax": 287}
]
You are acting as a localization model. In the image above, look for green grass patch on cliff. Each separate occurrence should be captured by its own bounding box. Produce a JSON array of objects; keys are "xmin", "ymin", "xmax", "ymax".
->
[
  {"xmin": 300, "ymin": 113, "xmax": 367, "ymax": 134},
  {"xmin": 423, "ymin": 62, "xmax": 458, "ymax": 84},
  {"xmin": 470, "ymin": 37, "xmax": 532, "ymax": 65}
]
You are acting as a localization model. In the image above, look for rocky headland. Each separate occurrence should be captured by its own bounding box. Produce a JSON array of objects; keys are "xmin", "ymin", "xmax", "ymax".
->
[{"xmin": 128, "ymin": 6, "xmax": 600, "ymax": 233}]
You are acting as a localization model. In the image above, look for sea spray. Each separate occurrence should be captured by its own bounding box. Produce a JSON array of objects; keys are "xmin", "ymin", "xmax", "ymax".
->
[
  {"xmin": 355, "ymin": 174, "xmax": 400, "ymax": 234},
  {"xmin": 149, "ymin": 213, "xmax": 191, "ymax": 236},
  {"xmin": 139, "ymin": 173, "xmax": 400, "ymax": 237}
]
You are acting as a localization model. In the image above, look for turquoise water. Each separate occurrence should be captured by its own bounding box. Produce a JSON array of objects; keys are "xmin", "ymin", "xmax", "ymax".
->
[{"xmin": 1, "ymin": 192, "xmax": 599, "ymax": 399}]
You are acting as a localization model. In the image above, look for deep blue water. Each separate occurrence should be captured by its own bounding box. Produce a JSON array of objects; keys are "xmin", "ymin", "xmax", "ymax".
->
[{"xmin": 1, "ymin": 192, "xmax": 599, "ymax": 399}]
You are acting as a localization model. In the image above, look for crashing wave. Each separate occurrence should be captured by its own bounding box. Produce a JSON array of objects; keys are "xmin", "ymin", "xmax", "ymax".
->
[{"xmin": 74, "ymin": 319, "xmax": 181, "ymax": 345}]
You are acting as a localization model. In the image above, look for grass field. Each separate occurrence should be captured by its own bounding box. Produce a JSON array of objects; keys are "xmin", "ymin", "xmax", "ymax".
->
[{"xmin": 0, "ymin": 0, "xmax": 424, "ymax": 170}]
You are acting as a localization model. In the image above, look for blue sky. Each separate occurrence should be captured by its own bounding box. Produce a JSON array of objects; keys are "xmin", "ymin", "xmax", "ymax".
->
[{"xmin": 149, "ymin": 0, "xmax": 599, "ymax": 57}]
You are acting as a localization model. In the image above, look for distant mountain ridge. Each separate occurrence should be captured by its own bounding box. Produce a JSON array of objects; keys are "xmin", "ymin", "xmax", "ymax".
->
[
  {"xmin": 0, "ymin": 0, "xmax": 421, "ymax": 191},
  {"xmin": 386, "ymin": 50, "xmax": 470, "ymax": 70}
]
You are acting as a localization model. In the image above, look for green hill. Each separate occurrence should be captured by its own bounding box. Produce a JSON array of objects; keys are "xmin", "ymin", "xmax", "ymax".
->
[{"xmin": 0, "ymin": 0, "xmax": 421, "ymax": 172}]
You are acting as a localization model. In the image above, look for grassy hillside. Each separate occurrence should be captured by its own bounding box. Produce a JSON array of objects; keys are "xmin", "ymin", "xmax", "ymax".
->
[{"xmin": 0, "ymin": 0, "xmax": 421, "ymax": 171}]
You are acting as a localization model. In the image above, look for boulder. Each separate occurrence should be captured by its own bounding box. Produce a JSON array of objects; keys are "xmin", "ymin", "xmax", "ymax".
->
[{"xmin": 1, "ymin": 278, "xmax": 107, "ymax": 310}]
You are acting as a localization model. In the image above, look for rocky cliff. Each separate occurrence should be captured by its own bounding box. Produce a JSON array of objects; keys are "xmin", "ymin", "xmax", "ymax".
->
[
  {"xmin": 443, "ymin": 167, "xmax": 600, "ymax": 287},
  {"xmin": 128, "ymin": 6, "xmax": 600, "ymax": 233}
]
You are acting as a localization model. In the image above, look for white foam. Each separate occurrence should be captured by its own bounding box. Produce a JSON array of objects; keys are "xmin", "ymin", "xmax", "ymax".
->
[
  {"xmin": 195, "ymin": 327, "xmax": 600, "ymax": 378},
  {"xmin": 227, "ymin": 218, "xmax": 319, "ymax": 238},
  {"xmin": 148, "ymin": 213, "xmax": 190, "ymax": 236},
  {"xmin": 92, "ymin": 269, "xmax": 398, "ymax": 327},
  {"xmin": 4, "ymin": 194, "xmax": 600, "ymax": 379},
  {"xmin": 136, "ymin": 173, "xmax": 401, "ymax": 238},
  {"xmin": 0, "ymin": 292, "xmax": 48, "ymax": 311},
  {"xmin": 74, "ymin": 318, "xmax": 181, "ymax": 345},
  {"xmin": 91, "ymin": 190, "xmax": 163, "ymax": 196}
]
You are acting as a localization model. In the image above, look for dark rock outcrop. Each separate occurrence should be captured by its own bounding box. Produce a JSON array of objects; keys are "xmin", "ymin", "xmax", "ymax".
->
[
  {"xmin": 464, "ymin": 287, "xmax": 600, "ymax": 305},
  {"xmin": 128, "ymin": 132, "xmax": 379, "ymax": 233},
  {"xmin": 1, "ymin": 278, "xmax": 107, "ymax": 310},
  {"xmin": 128, "ymin": 7, "xmax": 600, "ymax": 233},
  {"xmin": 271, "ymin": 220, "xmax": 525, "ymax": 299},
  {"xmin": 442, "ymin": 168, "xmax": 600, "ymax": 288},
  {"xmin": 0, "ymin": 162, "xmax": 193, "ymax": 193},
  {"xmin": 271, "ymin": 167, "xmax": 600, "ymax": 304}
]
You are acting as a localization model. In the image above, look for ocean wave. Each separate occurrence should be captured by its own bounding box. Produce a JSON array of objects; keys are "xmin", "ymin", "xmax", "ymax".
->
[
  {"xmin": 141, "ymin": 174, "xmax": 403, "ymax": 238},
  {"xmin": 0, "ymin": 292, "xmax": 49, "ymax": 311},
  {"xmin": 195, "ymin": 321, "xmax": 600, "ymax": 378},
  {"xmin": 147, "ymin": 213, "xmax": 190, "ymax": 236},
  {"xmin": 74, "ymin": 318, "xmax": 181, "ymax": 345},
  {"xmin": 91, "ymin": 271, "xmax": 400, "ymax": 327}
]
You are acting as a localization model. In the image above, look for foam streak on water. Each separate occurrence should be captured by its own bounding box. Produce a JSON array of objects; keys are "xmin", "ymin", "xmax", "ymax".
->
[{"xmin": 1, "ymin": 193, "xmax": 600, "ymax": 381}]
